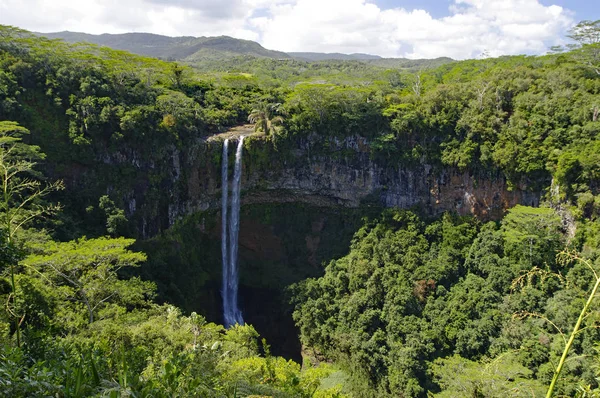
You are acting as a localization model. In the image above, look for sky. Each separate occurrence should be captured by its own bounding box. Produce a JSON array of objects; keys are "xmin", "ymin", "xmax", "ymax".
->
[{"xmin": 0, "ymin": 0, "xmax": 598, "ymax": 59}]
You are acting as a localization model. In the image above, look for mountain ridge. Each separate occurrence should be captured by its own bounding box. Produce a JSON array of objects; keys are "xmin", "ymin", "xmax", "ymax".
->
[
  {"xmin": 40, "ymin": 31, "xmax": 292, "ymax": 61},
  {"xmin": 39, "ymin": 30, "xmax": 433, "ymax": 63}
]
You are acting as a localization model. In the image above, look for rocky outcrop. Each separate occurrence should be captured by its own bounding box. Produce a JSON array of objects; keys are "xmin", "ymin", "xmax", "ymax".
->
[
  {"xmin": 154, "ymin": 133, "xmax": 539, "ymax": 235},
  {"xmin": 94, "ymin": 130, "xmax": 541, "ymax": 238}
]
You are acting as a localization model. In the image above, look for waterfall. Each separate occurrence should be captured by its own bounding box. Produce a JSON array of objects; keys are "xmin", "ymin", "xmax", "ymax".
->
[
  {"xmin": 222, "ymin": 136, "xmax": 245, "ymax": 327},
  {"xmin": 221, "ymin": 139, "xmax": 230, "ymax": 324},
  {"xmin": 227, "ymin": 136, "xmax": 245, "ymax": 326}
]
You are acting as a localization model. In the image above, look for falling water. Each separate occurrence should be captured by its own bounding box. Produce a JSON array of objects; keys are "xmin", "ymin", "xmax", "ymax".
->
[
  {"xmin": 221, "ymin": 138, "xmax": 230, "ymax": 324},
  {"xmin": 222, "ymin": 136, "xmax": 245, "ymax": 327}
]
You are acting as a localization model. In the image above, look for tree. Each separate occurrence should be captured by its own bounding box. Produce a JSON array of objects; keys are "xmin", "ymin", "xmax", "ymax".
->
[
  {"xmin": 412, "ymin": 71, "xmax": 422, "ymax": 97},
  {"xmin": 501, "ymin": 206, "xmax": 563, "ymax": 270},
  {"xmin": 544, "ymin": 251, "xmax": 600, "ymax": 398},
  {"xmin": 568, "ymin": 20, "xmax": 600, "ymax": 46},
  {"xmin": 567, "ymin": 20, "xmax": 600, "ymax": 76},
  {"xmin": 22, "ymin": 237, "xmax": 154, "ymax": 328},
  {"xmin": 431, "ymin": 353, "xmax": 546, "ymax": 397},
  {"xmin": 98, "ymin": 195, "xmax": 129, "ymax": 236},
  {"xmin": 247, "ymin": 102, "xmax": 284, "ymax": 135},
  {"xmin": 0, "ymin": 121, "xmax": 63, "ymax": 346}
]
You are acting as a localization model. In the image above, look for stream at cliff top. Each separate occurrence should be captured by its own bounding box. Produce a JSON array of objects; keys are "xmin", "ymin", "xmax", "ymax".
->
[{"xmin": 222, "ymin": 137, "xmax": 245, "ymax": 327}]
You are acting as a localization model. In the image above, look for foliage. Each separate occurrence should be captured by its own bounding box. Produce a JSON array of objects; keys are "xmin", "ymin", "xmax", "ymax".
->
[
  {"xmin": 0, "ymin": 221, "xmax": 344, "ymax": 397},
  {"xmin": 0, "ymin": 304, "xmax": 347, "ymax": 397},
  {"xmin": 292, "ymin": 206, "xmax": 599, "ymax": 396},
  {"xmin": 0, "ymin": 119, "xmax": 343, "ymax": 398},
  {"xmin": 0, "ymin": 25, "xmax": 285, "ymax": 239},
  {"xmin": 2, "ymin": 23, "xmax": 600, "ymax": 239},
  {"xmin": 248, "ymin": 101, "xmax": 285, "ymax": 135},
  {"xmin": 431, "ymin": 353, "xmax": 546, "ymax": 397},
  {"xmin": 0, "ymin": 120, "xmax": 63, "ymax": 347},
  {"xmin": 543, "ymin": 251, "xmax": 600, "ymax": 397},
  {"xmin": 98, "ymin": 195, "xmax": 129, "ymax": 237},
  {"xmin": 21, "ymin": 236, "xmax": 153, "ymax": 327},
  {"xmin": 1, "ymin": 20, "xmax": 600, "ymax": 398}
]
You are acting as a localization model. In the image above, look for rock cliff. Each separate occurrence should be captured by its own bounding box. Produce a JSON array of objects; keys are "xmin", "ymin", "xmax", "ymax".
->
[{"xmin": 151, "ymin": 131, "xmax": 539, "ymax": 238}]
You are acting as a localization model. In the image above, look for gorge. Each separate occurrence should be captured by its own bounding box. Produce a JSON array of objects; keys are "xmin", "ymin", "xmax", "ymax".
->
[
  {"xmin": 2, "ymin": 24, "xmax": 599, "ymax": 396},
  {"xmin": 120, "ymin": 130, "xmax": 543, "ymax": 359}
]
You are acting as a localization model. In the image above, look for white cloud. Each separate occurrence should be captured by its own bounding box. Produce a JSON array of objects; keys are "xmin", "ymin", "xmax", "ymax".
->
[
  {"xmin": 0, "ymin": 0, "xmax": 256, "ymax": 38},
  {"xmin": 254, "ymin": 0, "xmax": 574, "ymax": 58},
  {"xmin": 0, "ymin": 0, "xmax": 576, "ymax": 59}
]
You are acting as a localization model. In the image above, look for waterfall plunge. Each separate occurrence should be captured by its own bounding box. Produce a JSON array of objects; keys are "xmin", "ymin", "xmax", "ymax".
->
[
  {"xmin": 221, "ymin": 137, "xmax": 245, "ymax": 327},
  {"xmin": 221, "ymin": 139, "xmax": 230, "ymax": 324}
]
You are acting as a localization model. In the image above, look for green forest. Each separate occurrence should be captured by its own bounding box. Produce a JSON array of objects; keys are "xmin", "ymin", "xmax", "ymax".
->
[{"xmin": 0, "ymin": 20, "xmax": 600, "ymax": 397}]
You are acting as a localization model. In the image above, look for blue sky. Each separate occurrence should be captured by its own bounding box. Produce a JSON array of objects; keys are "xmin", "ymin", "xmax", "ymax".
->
[
  {"xmin": 539, "ymin": 0, "xmax": 599, "ymax": 21},
  {"xmin": 374, "ymin": 0, "xmax": 452, "ymax": 18},
  {"xmin": 373, "ymin": 0, "xmax": 600, "ymax": 21},
  {"xmin": 0, "ymin": 0, "xmax": 592, "ymax": 59}
]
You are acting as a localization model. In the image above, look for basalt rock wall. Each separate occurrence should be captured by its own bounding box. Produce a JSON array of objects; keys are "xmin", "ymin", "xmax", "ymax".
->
[{"xmin": 154, "ymin": 133, "xmax": 539, "ymax": 237}]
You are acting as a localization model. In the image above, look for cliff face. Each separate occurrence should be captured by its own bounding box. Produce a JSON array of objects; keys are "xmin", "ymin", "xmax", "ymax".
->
[
  {"xmin": 121, "ymin": 132, "xmax": 541, "ymax": 359},
  {"xmin": 157, "ymin": 133, "xmax": 539, "ymax": 236}
]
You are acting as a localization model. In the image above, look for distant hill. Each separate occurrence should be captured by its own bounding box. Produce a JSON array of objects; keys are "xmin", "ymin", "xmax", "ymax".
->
[
  {"xmin": 288, "ymin": 52, "xmax": 381, "ymax": 61},
  {"xmin": 40, "ymin": 31, "xmax": 291, "ymax": 61},
  {"xmin": 359, "ymin": 57, "xmax": 455, "ymax": 72},
  {"xmin": 365, "ymin": 57, "xmax": 454, "ymax": 69},
  {"xmin": 38, "ymin": 31, "xmax": 453, "ymax": 69}
]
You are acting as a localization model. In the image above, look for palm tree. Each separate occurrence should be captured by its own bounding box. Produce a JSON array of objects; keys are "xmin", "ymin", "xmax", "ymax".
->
[{"xmin": 248, "ymin": 102, "xmax": 285, "ymax": 135}]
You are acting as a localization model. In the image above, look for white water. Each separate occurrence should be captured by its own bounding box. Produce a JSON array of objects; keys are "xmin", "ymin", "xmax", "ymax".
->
[
  {"xmin": 222, "ymin": 137, "xmax": 245, "ymax": 327},
  {"xmin": 221, "ymin": 139, "xmax": 230, "ymax": 323}
]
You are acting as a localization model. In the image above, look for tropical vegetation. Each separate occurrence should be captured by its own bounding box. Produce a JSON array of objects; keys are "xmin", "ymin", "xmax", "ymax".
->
[{"xmin": 0, "ymin": 20, "xmax": 599, "ymax": 397}]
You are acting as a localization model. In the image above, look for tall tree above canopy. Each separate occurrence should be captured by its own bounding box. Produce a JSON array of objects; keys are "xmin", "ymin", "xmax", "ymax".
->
[
  {"xmin": 568, "ymin": 20, "xmax": 600, "ymax": 45},
  {"xmin": 0, "ymin": 121, "xmax": 63, "ymax": 346},
  {"xmin": 0, "ymin": 121, "xmax": 63, "ymax": 243},
  {"xmin": 22, "ymin": 237, "xmax": 153, "ymax": 329},
  {"xmin": 567, "ymin": 20, "xmax": 600, "ymax": 76}
]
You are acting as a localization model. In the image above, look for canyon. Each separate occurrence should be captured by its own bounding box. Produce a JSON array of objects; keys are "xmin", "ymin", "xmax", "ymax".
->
[{"xmin": 75, "ymin": 127, "xmax": 541, "ymax": 359}]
